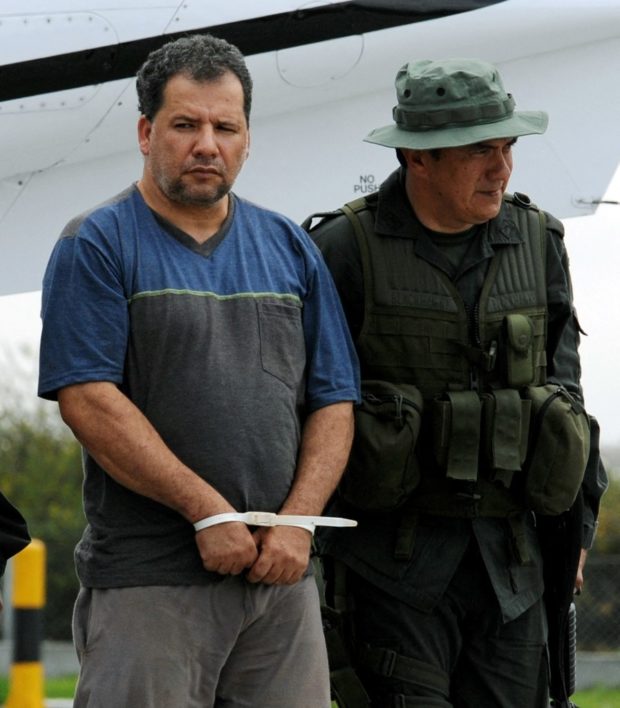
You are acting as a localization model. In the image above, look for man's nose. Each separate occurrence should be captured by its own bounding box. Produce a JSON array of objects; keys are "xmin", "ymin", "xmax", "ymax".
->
[
  {"xmin": 489, "ymin": 149, "xmax": 512, "ymax": 178},
  {"xmin": 193, "ymin": 126, "xmax": 218, "ymax": 157}
]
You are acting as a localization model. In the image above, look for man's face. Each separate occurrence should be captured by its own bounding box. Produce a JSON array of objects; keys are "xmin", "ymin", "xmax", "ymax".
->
[
  {"xmin": 411, "ymin": 138, "xmax": 516, "ymax": 232},
  {"xmin": 138, "ymin": 72, "xmax": 249, "ymax": 208}
]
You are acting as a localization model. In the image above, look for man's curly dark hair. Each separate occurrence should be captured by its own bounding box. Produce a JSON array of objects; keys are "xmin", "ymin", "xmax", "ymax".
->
[{"xmin": 136, "ymin": 34, "xmax": 253, "ymax": 123}]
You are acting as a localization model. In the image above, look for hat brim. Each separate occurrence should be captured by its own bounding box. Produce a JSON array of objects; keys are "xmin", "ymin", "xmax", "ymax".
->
[{"xmin": 364, "ymin": 111, "xmax": 548, "ymax": 150}]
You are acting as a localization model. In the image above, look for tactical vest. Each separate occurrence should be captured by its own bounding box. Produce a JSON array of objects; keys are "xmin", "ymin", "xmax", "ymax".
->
[
  {"xmin": 347, "ymin": 193, "xmax": 548, "ymax": 394},
  {"xmin": 342, "ymin": 193, "xmax": 550, "ymax": 519}
]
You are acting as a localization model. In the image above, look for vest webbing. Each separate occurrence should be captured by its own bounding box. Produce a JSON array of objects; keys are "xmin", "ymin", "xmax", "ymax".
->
[
  {"xmin": 343, "ymin": 194, "xmax": 548, "ymax": 394},
  {"xmin": 341, "ymin": 194, "xmax": 549, "ymax": 520}
]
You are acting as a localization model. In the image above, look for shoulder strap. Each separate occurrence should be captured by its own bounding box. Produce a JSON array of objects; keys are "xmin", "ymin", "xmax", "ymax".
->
[
  {"xmin": 504, "ymin": 191, "xmax": 547, "ymax": 267},
  {"xmin": 340, "ymin": 195, "xmax": 377, "ymax": 340},
  {"xmin": 501, "ymin": 193, "xmax": 549, "ymax": 371},
  {"xmin": 538, "ymin": 208, "xmax": 547, "ymax": 269},
  {"xmin": 300, "ymin": 210, "xmax": 339, "ymax": 232}
]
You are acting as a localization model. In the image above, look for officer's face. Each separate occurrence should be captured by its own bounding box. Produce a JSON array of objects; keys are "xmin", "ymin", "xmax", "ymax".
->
[{"xmin": 410, "ymin": 137, "xmax": 515, "ymax": 232}]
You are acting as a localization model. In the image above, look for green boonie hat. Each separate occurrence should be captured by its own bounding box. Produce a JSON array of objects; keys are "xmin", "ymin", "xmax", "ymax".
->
[{"xmin": 365, "ymin": 58, "xmax": 548, "ymax": 150}]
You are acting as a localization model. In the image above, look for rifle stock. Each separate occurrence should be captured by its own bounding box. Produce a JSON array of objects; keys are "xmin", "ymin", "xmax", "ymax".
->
[{"xmin": 538, "ymin": 492, "xmax": 583, "ymax": 705}]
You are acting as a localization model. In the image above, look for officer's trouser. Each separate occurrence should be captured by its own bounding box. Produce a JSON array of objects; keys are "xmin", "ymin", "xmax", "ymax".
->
[{"xmin": 348, "ymin": 541, "xmax": 549, "ymax": 708}]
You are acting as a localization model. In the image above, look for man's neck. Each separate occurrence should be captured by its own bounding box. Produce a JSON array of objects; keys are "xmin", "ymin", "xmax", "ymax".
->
[{"xmin": 136, "ymin": 178, "xmax": 230, "ymax": 244}]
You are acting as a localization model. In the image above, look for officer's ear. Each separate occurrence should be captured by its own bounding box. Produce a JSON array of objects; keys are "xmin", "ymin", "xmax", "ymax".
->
[
  {"xmin": 404, "ymin": 148, "xmax": 443, "ymax": 179},
  {"xmin": 401, "ymin": 148, "xmax": 425, "ymax": 172}
]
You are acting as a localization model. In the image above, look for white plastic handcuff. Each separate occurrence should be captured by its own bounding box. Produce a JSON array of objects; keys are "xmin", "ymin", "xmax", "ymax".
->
[{"xmin": 193, "ymin": 511, "xmax": 357, "ymax": 535}]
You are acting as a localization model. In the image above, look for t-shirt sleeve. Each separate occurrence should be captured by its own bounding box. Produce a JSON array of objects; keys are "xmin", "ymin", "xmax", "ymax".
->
[
  {"xmin": 38, "ymin": 219, "xmax": 129, "ymax": 400},
  {"xmin": 300, "ymin": 237, "xmax": 360, "ymax": 411}
]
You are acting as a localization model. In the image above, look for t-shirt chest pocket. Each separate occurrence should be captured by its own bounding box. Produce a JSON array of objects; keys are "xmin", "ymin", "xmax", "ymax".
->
[{"xmin": 257, "ymin": 301, "xmax": 306, "ymax": 388}]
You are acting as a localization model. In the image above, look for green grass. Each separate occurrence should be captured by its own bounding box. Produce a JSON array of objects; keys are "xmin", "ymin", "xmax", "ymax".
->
[
  {"xmin": 1, "ymin": 676, "xmax": 619, "ymax": 705},
  {"xmin": 572, "ymin": 686, "xmax": 620, "ymax": 708},
  {"xmin": 42, "ymin": 675, "xmax": 78, "ymax": 699},
  {"xmin": 0, "ymin": 675, "xmax": 77, "ymax": 702}
]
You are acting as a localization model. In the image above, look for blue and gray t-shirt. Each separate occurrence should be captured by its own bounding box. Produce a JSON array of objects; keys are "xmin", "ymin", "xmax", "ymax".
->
[{"xmin": 39, "ymin": 185, "xmax": 359, "ymax": 588}]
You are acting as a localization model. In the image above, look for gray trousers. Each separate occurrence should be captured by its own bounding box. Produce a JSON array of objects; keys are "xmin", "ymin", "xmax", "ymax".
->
[{"xmin": 72, "ymin": 576, "xmax": 330, "ymax": 708}]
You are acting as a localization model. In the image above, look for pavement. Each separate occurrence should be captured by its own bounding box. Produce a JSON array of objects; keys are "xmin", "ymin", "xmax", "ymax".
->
[
  {"xmin": 1, "ymin": 641, "xmax": 620, "ymax": 705},
  {"xmin": 0, "ymin": 640, "xmax": 79, "ymax": 678}
]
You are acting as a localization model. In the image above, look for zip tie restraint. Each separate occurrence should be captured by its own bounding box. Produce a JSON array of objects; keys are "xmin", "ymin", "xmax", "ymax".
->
[{"xmin": 193, "ymin": 511, "xmax": 358, "ymax": 535}]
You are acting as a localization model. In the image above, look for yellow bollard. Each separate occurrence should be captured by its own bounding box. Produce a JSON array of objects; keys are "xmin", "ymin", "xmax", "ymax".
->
[{"xmin": 5, "ymin": 539, "xmax": 46, "ymax": 708}]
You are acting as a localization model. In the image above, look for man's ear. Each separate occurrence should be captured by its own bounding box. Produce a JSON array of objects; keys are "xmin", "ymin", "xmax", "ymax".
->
[
  {"xmin": 137, "ymin": 115, "xmax": 152, "ymax": 156},
  {"xmin": 403, "ymin": 148, "xmax": 436, "ymax": 179},
  {"xmin": 402, "ymin": 148, "xmax": 424, "ymax": 170}
]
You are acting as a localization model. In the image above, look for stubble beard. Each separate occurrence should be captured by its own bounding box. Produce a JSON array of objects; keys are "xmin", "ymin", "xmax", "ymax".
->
[
  {"xmin": 150, "ymin": 154, "xmax": 236, "ymax": 208},
  {"xmin": 160, "ymin": 173, "xmax": 232, "ymax": 208}
]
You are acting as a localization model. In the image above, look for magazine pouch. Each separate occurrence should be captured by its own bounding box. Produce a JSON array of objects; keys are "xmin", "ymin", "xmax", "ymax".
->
[
  {"xmin": 481, "ymin": 388, "xmax": 530, "ymax": 488},
  {"xmin": 432, "ymin": 391, "xmax": 481, "ymax": 482},
  {"xmin": 522, "ymin": 384, "xmax": 590, "ymax": 515},
  {"xmin": 341, "ymin": 380, "xmax": 423, "ymax": 512}
]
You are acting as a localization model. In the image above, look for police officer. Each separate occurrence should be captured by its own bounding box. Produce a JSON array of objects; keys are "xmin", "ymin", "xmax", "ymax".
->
[{"xmin": 306, "ymin": 59, "xmax": 608, "ymax": 707}]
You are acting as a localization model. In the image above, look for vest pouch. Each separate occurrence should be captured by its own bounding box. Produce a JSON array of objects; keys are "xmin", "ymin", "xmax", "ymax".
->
[
  {"xmin": 501, "ymin": 314, "xmax": 535, "ymax": 387},
  {"xmin": 521, "ymin": 384, "xmax": 590, "ymax": 515},
  {"xmin": 481, "ymin": 389, "xmax": 530, "ymax": 487},
  {"xmin": 432, "ymin": 391, "xmax": 481, "ymax": 482},
  {"xmin": 341, "ymin": 380, "xmax": 423, "ymax": 512}
]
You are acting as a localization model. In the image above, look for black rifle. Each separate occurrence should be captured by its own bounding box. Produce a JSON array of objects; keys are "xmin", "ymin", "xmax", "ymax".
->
[{"xmin": 537, "ymin": 490, "xmax": 583, "ymax": 707}]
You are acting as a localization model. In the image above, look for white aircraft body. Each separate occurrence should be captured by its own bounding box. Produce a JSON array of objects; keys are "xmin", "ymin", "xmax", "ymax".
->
[{"xmin": 1, "ymin": 0, "xmax": 619, "ymax": 297}]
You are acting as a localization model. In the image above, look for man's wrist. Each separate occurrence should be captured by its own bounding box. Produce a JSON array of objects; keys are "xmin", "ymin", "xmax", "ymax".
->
[
  {"xmin": 193, "ymin": 512, "xmax": 315, "ymax": 534},
  {"xmin": 193, "ymin": 513, "xmax": 246, "ymax": 532}
]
